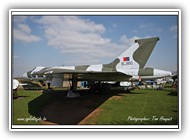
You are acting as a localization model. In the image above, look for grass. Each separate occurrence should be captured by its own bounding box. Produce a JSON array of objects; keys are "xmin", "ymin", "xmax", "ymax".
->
[
  {"xmin": 12, "ymin": 88, "xmax": 178, "ymax": 125},
  {"xmin": 13, "ymin": 89, "xmax": 52, "ymax": 125},
  {"xmin": 84, "ymin": 89, "xmax": 178, "ymax": 125}
]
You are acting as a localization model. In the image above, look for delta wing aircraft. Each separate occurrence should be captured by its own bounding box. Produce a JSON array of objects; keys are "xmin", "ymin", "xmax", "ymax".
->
[{"xmin": 21, "ymin": 37, "xmax": 172, "ymax": 97}]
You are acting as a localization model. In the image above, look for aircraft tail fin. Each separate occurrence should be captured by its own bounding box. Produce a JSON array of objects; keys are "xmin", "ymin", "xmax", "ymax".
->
[
  {"xmin": 133, "ymin": 37, "xmax": 160, "ymax": 68},
  {"xmin": 116, "ymin": 37, "xmax": 159, "ymax": 69},
  {"xmin": 102, "ymin": 37, "xmax": 159, "ymax": 72}
]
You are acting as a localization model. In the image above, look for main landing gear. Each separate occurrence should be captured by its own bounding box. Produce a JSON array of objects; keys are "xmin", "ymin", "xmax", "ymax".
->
[{"xmin": 67, "ymin": 77, "xmax": 80, "ymax": 98}]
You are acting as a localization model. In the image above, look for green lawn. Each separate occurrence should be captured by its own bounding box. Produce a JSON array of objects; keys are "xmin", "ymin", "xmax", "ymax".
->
[
  {"xmin": 12, "ymin": 88, "xmax": 178, "ymax": 125},
  {"xmin": 85, "ymin": 89, "xmax": 178, "ymax": 125},
  {"xmin": 13, "ymin": 90, "xmax": 51, "ymax": 125}
]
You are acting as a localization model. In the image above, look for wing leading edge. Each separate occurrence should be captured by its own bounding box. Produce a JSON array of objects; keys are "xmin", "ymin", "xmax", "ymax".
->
[{"xmin": 32, "ymin": 67, "xmax": 132, "ymax": 81}]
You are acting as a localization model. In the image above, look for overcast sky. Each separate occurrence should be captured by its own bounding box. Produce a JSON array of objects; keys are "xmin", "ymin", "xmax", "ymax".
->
[{"xmin": 13, "ymin": 14, "xmax": 178, "ymax": 77}]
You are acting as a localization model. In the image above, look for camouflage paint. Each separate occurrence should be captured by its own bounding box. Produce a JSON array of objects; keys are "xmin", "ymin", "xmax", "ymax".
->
[
  {"xmin": 138, "ymin": 68, "xmax": 154, "ymax": 76},
  {"xmin": 133, "ymin": 37, "xmax": 159, "ymax": 68},
  {"xmin": 102, "ymin": 58, "xmax": 120, "ymax": 72}
]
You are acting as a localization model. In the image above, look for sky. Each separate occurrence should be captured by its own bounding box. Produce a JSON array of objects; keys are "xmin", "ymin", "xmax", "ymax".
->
[{"xmin": 13, "ymin": 14, "xmax": 178, "ymax": 77}]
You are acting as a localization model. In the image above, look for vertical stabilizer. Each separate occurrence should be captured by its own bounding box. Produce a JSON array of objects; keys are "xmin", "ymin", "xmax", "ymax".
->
[
  {"xmin": 115, "ymin": 37, "xmax": 159, "ymax": 71},
  {"xmin": 133, "ymin": 37, "xmax": 159, "ymax": 68}
]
